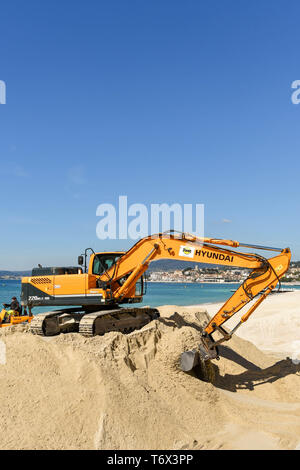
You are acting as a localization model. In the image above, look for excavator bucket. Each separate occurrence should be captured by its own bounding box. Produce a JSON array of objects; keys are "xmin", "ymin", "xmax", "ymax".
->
[
  {"xmin": 180, "ymin": 349, "xmax": 200, "ymax": 372},
  {"xmin": 180, "ymin": 336, "xmax": 219, "ymax": 372},
  {"xmin": 180, "ymin": 338, "xmax": 218, "ymax": 383}
]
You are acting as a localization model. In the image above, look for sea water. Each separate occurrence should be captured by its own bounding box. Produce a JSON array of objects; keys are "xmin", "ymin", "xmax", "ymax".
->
[{"xmin": 0, "ymin": 279, "xmax": 299, "ymax": 313}]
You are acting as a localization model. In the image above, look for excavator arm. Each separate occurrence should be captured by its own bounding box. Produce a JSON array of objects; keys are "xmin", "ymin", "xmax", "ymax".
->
[{"xmin": 98, "ymin": 231, "xmax": 291, "ymax": 367}]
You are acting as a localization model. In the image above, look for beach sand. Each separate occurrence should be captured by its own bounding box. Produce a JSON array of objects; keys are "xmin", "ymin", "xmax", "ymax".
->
[{"xmin": 0, "ymin": 291, "xmax": 299, "ymax": 450}]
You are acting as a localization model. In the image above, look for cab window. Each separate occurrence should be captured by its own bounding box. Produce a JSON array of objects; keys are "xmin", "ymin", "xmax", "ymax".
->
[{"xmin": 92, "ymin": 254, "xmax": 120, "ymax": 275}]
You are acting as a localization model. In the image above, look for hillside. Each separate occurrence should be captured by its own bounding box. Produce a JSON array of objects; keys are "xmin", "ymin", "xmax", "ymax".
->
[{"xmin": 0, "ymin": 271, "xmax": 31, "ymax": 277}]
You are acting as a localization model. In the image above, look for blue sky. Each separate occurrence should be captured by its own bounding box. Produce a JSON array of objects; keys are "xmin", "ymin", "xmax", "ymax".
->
[{"xmin": 0, "ymin": 0, "xmax": 300, "ymax": 269}]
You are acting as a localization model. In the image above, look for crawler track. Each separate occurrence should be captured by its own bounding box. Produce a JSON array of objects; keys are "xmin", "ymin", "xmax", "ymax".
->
[
  {"xmin": 30, "ymin": 311, "xmax": 61, "ymax": 336},
  {"xmin": 30, "ymin": 308, "xmax": 86, "ymax": 336},
  {"xmin": 79, "ymin": 307, "xmax": 160, "ymax": 337},
  {"xmin": 29, "ymin": 307, "xmax": 160, "ymax": 337}
]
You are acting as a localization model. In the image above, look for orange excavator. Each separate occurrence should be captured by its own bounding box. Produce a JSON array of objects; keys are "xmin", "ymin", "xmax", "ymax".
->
[{"xmin": 21, "ymin": 231, "xmax": 291, "ymax": 371}]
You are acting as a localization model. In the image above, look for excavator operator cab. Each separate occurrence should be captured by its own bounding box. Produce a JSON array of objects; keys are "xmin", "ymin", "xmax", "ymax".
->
[
  {"xmin": 92, "ymin": 253, "xmax": 122, "ymax": 276},
  {"xmin": 91, "ymin": 252, "xmax": 145, "ymax": 297},
  {"xmin": 78, "ymin": 249, "xmax": 124, "ymax": 276}
]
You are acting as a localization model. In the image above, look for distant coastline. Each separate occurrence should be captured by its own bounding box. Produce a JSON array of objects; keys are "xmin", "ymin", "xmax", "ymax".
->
[
  {"xmin": 148, "ymin": 280, "xmax": 300, "ymax": 286},
  {"xmin": 147, "ymin": 280, "xmax": 239, "ymax": 284},
  {"xmin": 1, "ymin": 277, "xmax": 300, "ymax": 286}
]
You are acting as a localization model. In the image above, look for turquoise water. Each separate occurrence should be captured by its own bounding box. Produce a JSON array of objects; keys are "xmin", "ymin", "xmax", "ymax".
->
[
  {"xmin": 141, "ymin": 282, "xmax": 300, "ymax": 306},
  {"xmin": 141, "ymin": 282, "xmax": 241, "ymax": 306},
  {"xmin": 1, "ymin": 279, "xmax": 299, "ymax": 312},
  {"xmin": 0, "ymin": 280, "xmax": 22, "ymax": 305}
]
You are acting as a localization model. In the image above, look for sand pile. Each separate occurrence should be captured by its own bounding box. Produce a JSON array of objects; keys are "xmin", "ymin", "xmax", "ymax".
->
[{"xmin": 0, "ymin": 306, "xmax": 299, "ymax": 450}]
